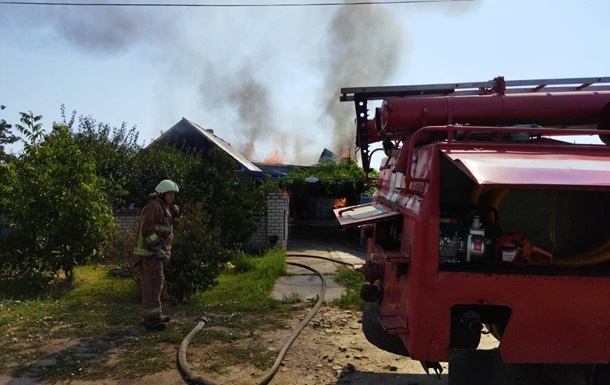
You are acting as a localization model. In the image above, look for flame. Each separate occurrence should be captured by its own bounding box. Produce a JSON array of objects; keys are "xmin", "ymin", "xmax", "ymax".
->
[
  {"xmin": 341, "ymin": 151, "xmax": 353, "ymax": 161},
  {"xmin": 334, "ymin": 198, "xmax": 347, "ymax": 208},
  {"xmin": 264, "ymin": 148, "xmax": 283, "ymax": 164}
]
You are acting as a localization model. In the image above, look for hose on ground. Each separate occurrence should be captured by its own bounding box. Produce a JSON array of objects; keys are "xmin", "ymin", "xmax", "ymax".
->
[{"xmin": 178, "ymin": 254, "xmax": 355, "ymax": 385}]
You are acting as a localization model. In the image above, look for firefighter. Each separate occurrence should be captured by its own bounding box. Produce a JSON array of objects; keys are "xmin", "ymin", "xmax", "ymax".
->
[{"xmin": 132, "ymin": 179, "xmax": 180, "ymax": 331}]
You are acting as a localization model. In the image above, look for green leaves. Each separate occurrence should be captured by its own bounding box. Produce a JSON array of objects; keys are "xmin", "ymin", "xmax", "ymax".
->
[
  {"xmin": 284, "ymin": 158, "xmax": 372, "ymax": 205},
  {"xmin": 1, "ymin": 122, "xmax": 116, "ymax": 281},
  {"xmin": 129, "ymin": 146, "xmax": 268, "ymax": 303}
]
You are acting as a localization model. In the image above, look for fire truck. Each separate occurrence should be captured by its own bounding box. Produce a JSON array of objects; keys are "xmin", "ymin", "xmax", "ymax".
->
[{"xmin": 334, "ymin": 77, "xmax": 610, "ymax": 384}]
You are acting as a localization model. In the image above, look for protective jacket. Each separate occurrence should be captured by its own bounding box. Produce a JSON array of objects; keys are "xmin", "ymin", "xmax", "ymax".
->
[{"xmin": 132, "ymin": 196, "xmax": 176, "ymax": 266}]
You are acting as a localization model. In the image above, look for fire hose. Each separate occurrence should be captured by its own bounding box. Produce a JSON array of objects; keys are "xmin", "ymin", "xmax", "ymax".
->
[
  {"xmin": 478, "ymin": 188, "xmax": 610, "ymax": 267},
  {"xmin": 177, "ymin": 254, "xmax": 357, "ymax": 385}
]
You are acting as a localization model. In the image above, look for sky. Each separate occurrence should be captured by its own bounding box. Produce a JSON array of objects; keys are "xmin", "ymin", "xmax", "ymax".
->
[{"xmin": 1, "ymin": 0, "xmax": 609, "ymax": 168}]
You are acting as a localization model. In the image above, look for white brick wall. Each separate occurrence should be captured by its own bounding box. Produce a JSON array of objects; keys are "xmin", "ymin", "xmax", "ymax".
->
[{"xmin": 247, "ymin": 188, "xmax": 288, "ymax": 250}]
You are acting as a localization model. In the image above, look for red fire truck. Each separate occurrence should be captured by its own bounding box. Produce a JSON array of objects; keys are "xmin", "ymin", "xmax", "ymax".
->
[{"xmin": 335, "ymin": 77, "xmax": 610, "ymax": 384}]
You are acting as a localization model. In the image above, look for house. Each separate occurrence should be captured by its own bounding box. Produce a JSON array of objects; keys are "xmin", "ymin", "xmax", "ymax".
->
[{"xmin": 134, "ymin": 117, "xmax": 345, "ymax": 250}]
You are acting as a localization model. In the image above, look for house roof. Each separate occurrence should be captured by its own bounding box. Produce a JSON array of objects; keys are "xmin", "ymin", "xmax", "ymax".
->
[
  {"xmin": 251, "ymin": 161, "xmax": 306, "ymax": 177},
  {"xmin": 154, "ymin": 118, "xmax": 341, "ymax": 178},
  {"xmin": 154, "ymin": 118, "xmax": 262, "ymax": 173}
]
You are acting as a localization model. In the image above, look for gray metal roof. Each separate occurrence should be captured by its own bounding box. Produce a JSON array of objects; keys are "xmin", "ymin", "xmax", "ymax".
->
[{"xmin": 155, "ymin": 118, "xmax": 262, "ymax": 173}]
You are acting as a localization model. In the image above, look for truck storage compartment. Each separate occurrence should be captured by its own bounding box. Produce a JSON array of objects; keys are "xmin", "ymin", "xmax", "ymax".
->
[{"xmin": 439, "ymin": 154, "xmax": 610, "ymax": 273}]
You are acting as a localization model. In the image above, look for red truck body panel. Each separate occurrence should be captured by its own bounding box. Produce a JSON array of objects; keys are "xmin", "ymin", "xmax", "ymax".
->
[
  {"xmin": 369, "ymin": 143, "xmax": 610, "ymax": 363},
  {"xmin": 337, "ymin": 77, "xmax": 610, "ymax": 367}
]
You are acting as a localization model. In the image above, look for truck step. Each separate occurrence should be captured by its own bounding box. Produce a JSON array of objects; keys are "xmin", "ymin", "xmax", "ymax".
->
[{"xmin": 379, "ymin": 315, "xmax": 408, "ymax": 334}]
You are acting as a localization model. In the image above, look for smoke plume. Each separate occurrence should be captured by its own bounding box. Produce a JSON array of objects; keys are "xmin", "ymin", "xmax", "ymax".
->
[
  {"xmin": 323, "ymin": 4, "xmax": 407, "ymax": 158},
  {"xmin": 3, "ymin": 1, "xmax": 478, "ymax": 165}
]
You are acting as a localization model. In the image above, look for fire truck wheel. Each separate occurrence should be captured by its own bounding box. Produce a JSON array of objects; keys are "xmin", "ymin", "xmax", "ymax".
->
[
  {"xmin": 361, "ymin": 302, "xmax": 410, "ymax": 357},
  {"xmin": 590, "ymin": 363, "xmax": 610, "ymax": 385}
]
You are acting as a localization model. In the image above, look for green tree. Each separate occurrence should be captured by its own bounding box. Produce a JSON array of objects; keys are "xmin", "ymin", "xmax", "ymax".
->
[
  {"xmin": 1, "ymin": 120, "xmax": 116, "ymax": 281},
  {"xmin": 284, "ymin": 158, "xmax": 372, "ymax": 206},
  {"xmin": 61, "ymin": 106, "xmax": 141, "ymax": 206},
  {"xmin": 123, "ymin": 143, "xmax": 194, "ymax": 208},
  {"xmin": 185, "ymin": 148, "xmax": 266, "ymax": 249},
  {"xmin": 15, "ymin": 110, "xmax": 44, "ymax": 145},
  {"xmin": 0, "ymin": 105, "xmax": 18, "ymax": 163}
]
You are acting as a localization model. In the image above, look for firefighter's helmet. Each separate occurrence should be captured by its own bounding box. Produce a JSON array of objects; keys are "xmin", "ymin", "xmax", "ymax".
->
[{"xmin": 155, "ymin": 179, "xmax": 179, "ymax": 194}]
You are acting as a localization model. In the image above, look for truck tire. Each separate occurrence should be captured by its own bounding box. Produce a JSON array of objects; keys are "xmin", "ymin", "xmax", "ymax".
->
[
  {"xmin": 590, "ymin": 363, "xmax": 610, "ymax": 385},
  {"xmin": 361, "ymin": 302, "xmax": 410, "ymax": 357}
]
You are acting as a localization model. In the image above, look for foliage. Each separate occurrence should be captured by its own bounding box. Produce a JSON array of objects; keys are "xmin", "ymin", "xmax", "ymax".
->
[
  {"xmin": 284, "ymin": 158, "xmax": 370, "ymax": 205},
  {"xmin": 187, "ymin": 148, "xmax": 267, "ymax": 249},
  {"xmin": 0, "ymin": 105, "xmax": 18, "ymax": 163},
  {"xmin": 1, "ymin": 107, "xmax": 266, "ymax": 301},
  {"xmin": 231, "ymin": 250, "xmax": 257, "ymax": 273},
  {"xmin": 330, "ymin": 267, "xmax": 366, "ymax": 310},
  {"xmin": 60, "ymin": 106, "xmax": 141, "ymax": 206},
  {"xmin": 126, "ymin": 145, "xmax": 266, "ymax": 249},
  {"xmin": 164, "ymin": 202, "xmax": 225, "ymax": 304},
  {"xmin": 0, "ymin": 117, "xmax": 116, "ymax": 281},
  {"xmin": 125, "ymin": 144, "xmax": 267, "ymax": 302},
  {"xmin": 122, "ymin": 143, "xmax": 195, "ymax": 208}
]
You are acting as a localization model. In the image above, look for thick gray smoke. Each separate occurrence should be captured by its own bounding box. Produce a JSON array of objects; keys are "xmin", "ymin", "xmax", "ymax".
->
[
  {"xmin": 323, "ymin": 4, "xmax": 407, "ymax": 158},
  {"xmin": 228, "ymin": 68, "xmax": 275, "ymax": 159},
  {"xmin": 2, "ymin": 1, "xmax": 479, "ymax": 165},
  {"xmin": 3, "ymin": 5, "xmax": 174, "ymax": 53}
]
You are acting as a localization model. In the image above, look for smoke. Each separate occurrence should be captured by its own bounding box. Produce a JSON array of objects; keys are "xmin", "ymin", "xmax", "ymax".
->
[
  {"xmin": 228, "ymin": 67, "xmax": 276, "ymax": 159},
  {"xmin": 3, "ymin": 1, "xmax": 478, "ymax": 165},
  {"xmin": 322, "ymin": 4, "xmax": 408, "ymax": 158},
  {"xmin": 3, "ymin": 4, "xmax": 175, "ymax": 53}
]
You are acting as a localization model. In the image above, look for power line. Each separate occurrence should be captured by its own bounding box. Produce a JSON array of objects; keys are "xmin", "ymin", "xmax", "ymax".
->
[{"xmin": 0, "ymin": 0, "xmax": 478, "ymax": 8}]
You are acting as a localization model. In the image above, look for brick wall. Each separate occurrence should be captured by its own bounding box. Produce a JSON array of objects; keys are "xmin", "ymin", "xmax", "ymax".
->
[
  {"xmin": 114, "ymin": 208, "xmax": 140, "ymax": 233},
  {"xmin": 247, "ymin": 189, "xmax": 288, "ymax": 250},
  {"xmin": 115, "ymin": 190, "xmax": 288, "ymax": 251}
]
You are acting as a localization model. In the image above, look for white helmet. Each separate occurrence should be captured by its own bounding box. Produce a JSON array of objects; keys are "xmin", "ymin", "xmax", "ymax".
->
[{"xmin": 155, "ymin": 179, "xmax": 179, "ymax": 194}]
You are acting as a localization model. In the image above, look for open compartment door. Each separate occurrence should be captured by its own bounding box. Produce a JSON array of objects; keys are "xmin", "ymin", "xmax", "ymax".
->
[
  {"xmin": 333, "ymin": 201, "xmax": 401, "ymax": 227},
  {"xmin": 442, "ymin": 149, "xmax": 610, "ymax": 187}
]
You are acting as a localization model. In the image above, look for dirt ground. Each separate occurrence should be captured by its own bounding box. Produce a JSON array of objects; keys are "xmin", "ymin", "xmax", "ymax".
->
[
  {"xmin": 180, "ymin": 304, "xmax": 454, "ymax": 385},
  {"xmin": 171, "ymin": 226, "xmax": 461, "ymax": 385},
  {"xmin": 0, "ymin": 226, "xmax": 494, "ymax": 385},
  {"xmin": 0, "ymin": 304, "xmax": 457, "ymax": 385}
]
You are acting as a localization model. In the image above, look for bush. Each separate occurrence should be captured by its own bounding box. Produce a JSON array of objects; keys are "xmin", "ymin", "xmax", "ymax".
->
[
  {"xmin": 1, "ymin": 122, "xmax": 116, "ymax": 281},
  {"xmin": 164, "ymin": 202, "xmax": 226, "ymax": 304}
]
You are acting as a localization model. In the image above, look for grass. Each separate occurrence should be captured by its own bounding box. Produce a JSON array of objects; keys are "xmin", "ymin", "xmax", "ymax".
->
[
  {"xmin": 330, "ymin": 266, "xmax": 366, "ymax": 310},
  {"xmin": 0, "ymin": 247, "xmax": 291, "ymax": 383}
]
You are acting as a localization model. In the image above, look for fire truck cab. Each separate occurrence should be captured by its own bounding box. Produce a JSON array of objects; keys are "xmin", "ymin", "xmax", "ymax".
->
[{"xmin": 335, "ymin": 77, "xmax": 610, "ymax": 384}]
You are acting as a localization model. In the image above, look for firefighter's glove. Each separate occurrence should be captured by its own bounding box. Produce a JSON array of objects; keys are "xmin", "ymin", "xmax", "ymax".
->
[
  {"xmin": 155, "ymin": 249, "xmax": 171, "ymax": 264},
  {"xmin": 149, "ymin": 239, "xmax": 164, "ymax": 252},
  {"xmin": 171, "ymin": 204, "xmax": 181, "ymax": 218}
]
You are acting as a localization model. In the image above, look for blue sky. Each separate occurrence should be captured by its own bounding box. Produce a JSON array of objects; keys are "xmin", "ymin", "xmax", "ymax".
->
[{"xmin": 1, "ymin": 0, "xmax": 609, "ymax": 166}]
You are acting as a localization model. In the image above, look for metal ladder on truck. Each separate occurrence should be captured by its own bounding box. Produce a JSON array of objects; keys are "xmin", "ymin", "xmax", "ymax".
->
[{"xmin": 340, "ymin": 76, "xmax": 610, "ymax": 171}]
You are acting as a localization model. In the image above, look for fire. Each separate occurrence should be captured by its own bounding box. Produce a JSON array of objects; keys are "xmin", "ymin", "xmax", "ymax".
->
[
  {"xmin": 264, "ymin": 148, "xmax": 283, "ymax": 164},
  {"xmin": 334, "ymin": 198, "xmax": 347, "ymax": 208},
  {"xmin": 341, "ymin": 150, "xmax": 354, "ymax": 161}
]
